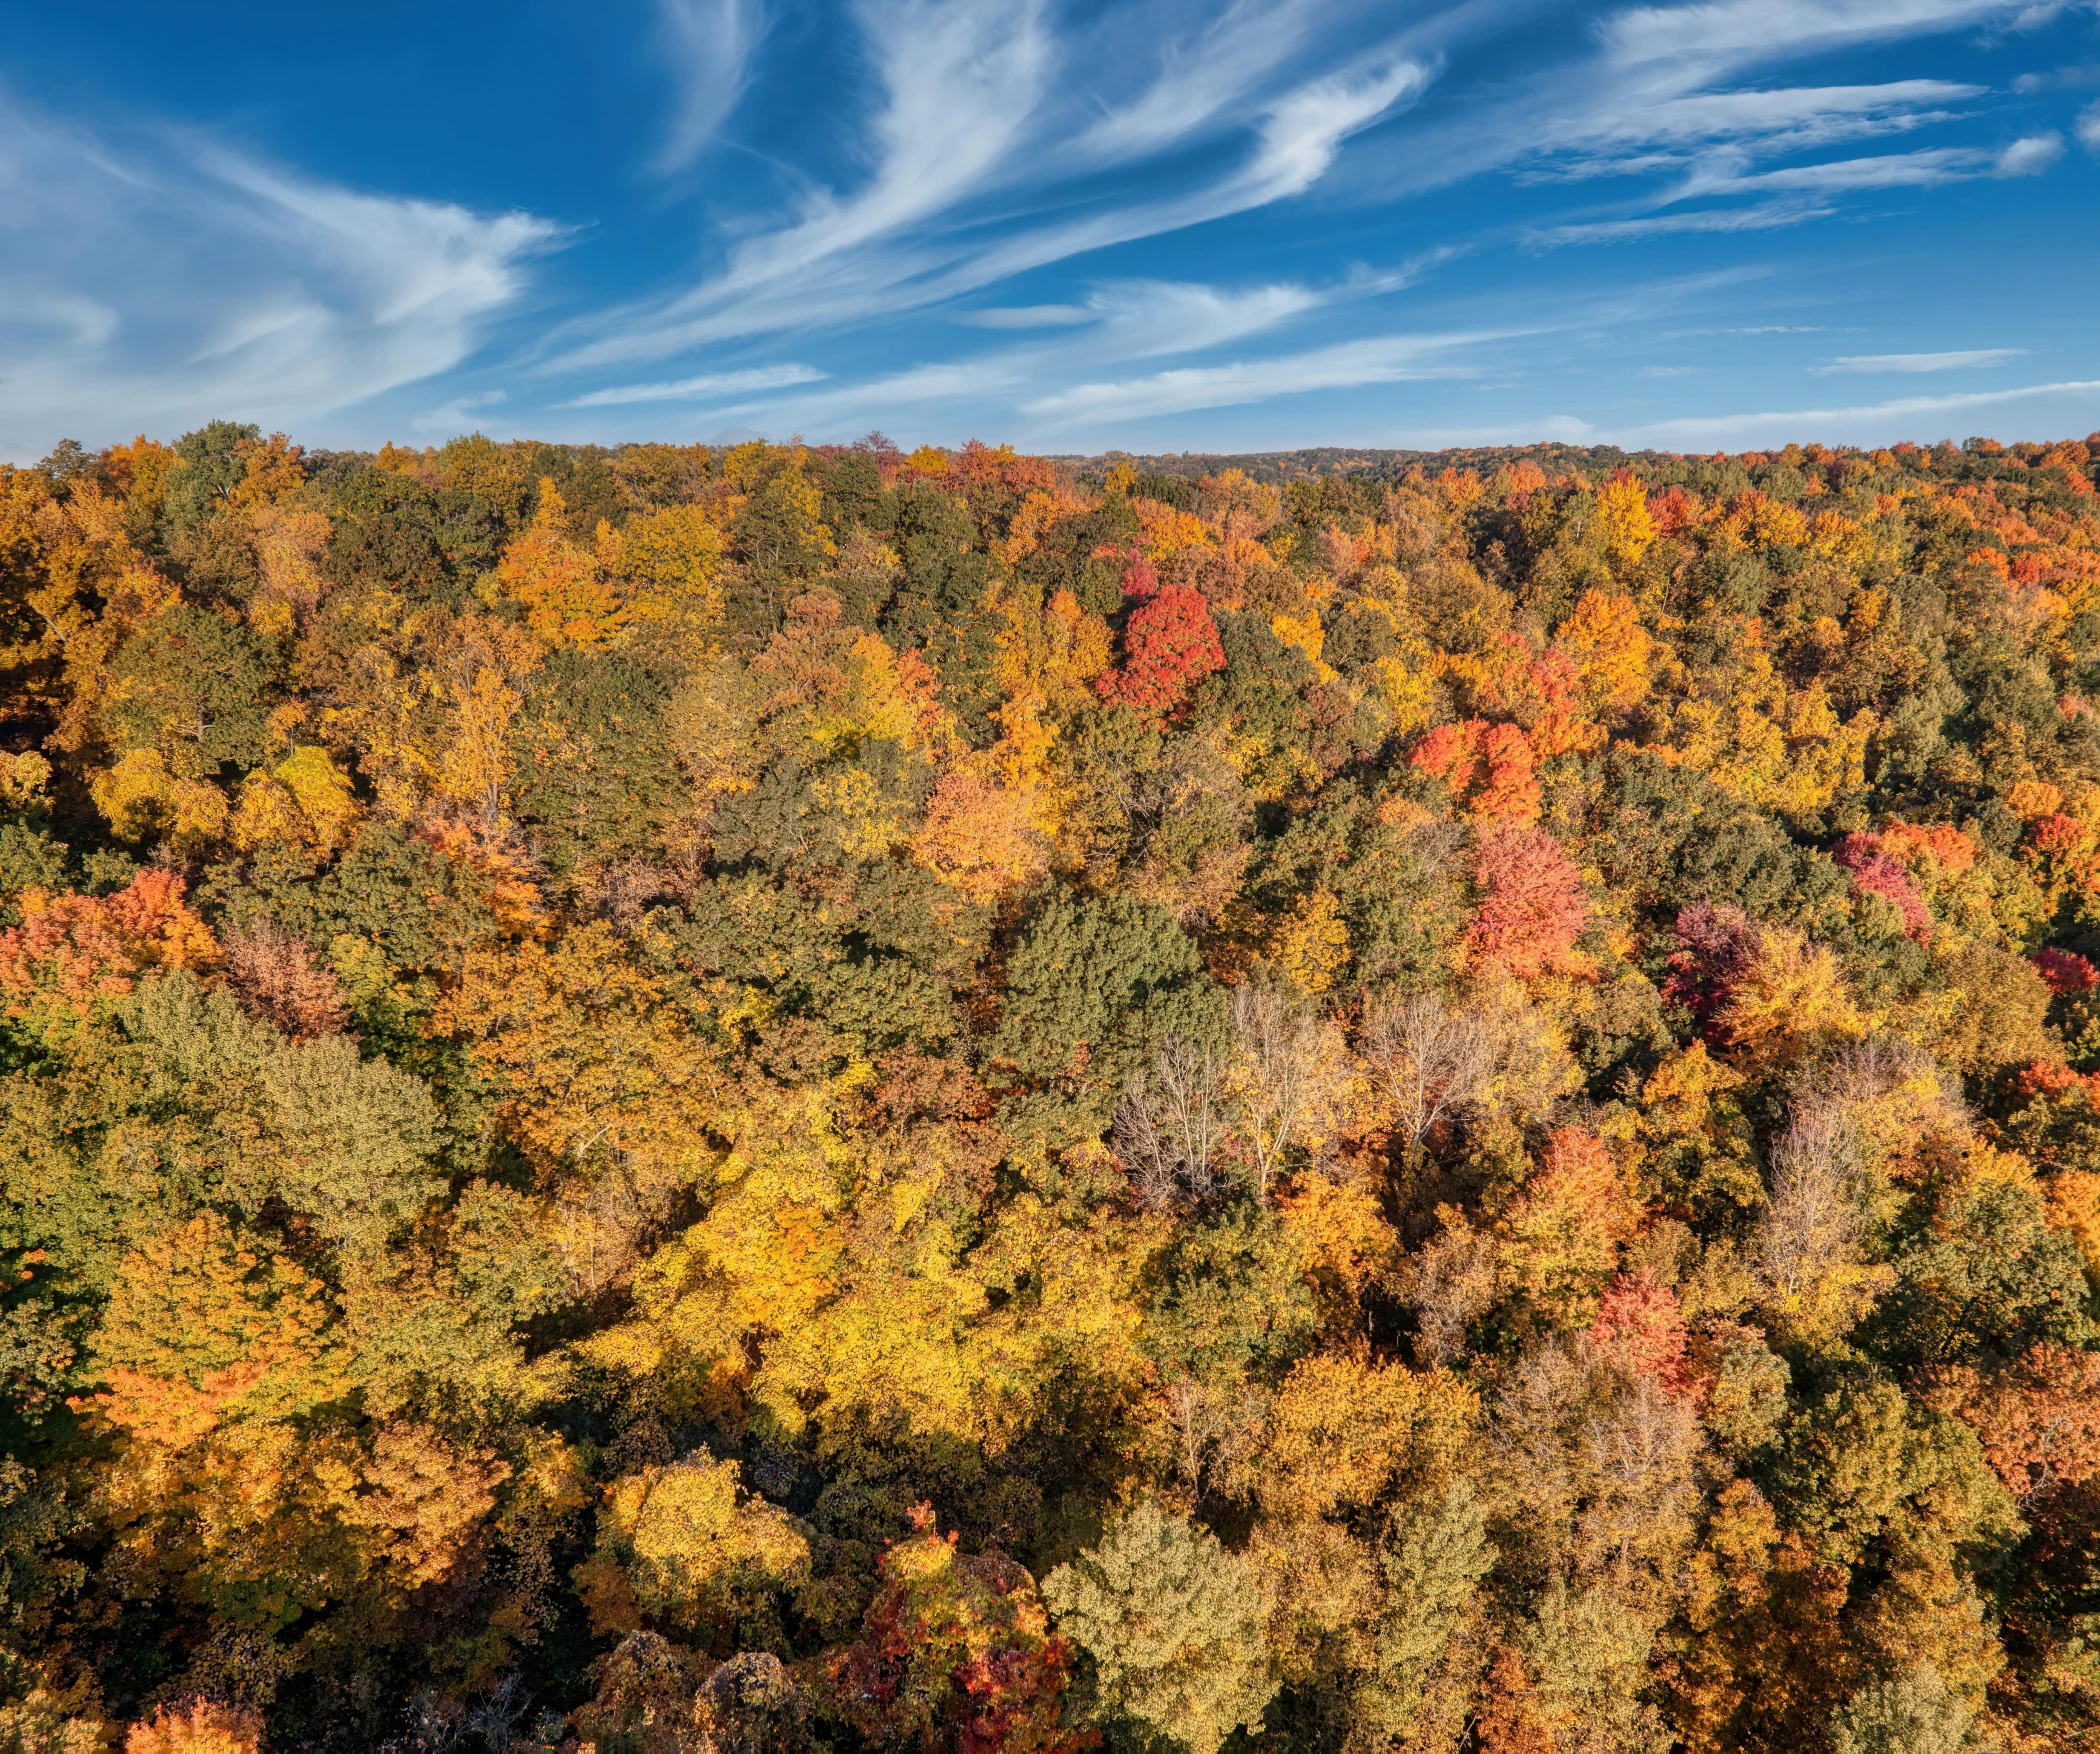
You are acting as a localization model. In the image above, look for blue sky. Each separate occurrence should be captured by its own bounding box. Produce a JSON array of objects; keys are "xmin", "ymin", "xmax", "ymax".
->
[{"xmin": 4, "ymin": 0, "xmax": 2100, "ymax": 458}]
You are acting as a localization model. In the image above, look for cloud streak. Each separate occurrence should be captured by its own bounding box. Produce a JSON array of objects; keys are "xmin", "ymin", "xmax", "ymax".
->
[
  {"xmin": 565, "ymin": 363, "xmax": 824, "ymax": 406},
  {"xmin": 652, "ymin": 0, "xmax": 766, "ymax": 171},
  {"xmin": 1812, "ymin": 348, "xmax": 2029, "ymax": 373}
]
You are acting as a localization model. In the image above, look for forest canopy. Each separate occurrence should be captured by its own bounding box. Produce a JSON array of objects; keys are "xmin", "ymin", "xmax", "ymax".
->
[{"xmin": 4, "ymin": 424, "xmax": 2100, "ymax": 1753}]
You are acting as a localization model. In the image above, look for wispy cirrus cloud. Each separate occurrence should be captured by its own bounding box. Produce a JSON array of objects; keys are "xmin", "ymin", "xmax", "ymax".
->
[
  {"xmin": 1812, "ymin": 347, "xmax": 2030, "ymax": 373},
  {"xmin": 0, "ymin": 90, "xmax": 557, "ymax": 454},
  {"xmin": 1621, "ymin": 375, "xmax": 2100, "ymax": 446},
  {"xmin": 1530, "ymin": 194, "xmax": 1834, "ymax": 245},
  {"xmin": 545, "ymin": 0, "xmax": 1443, "ymax": 373},
  {"xmin": 1022, "ymin": 329, "xmax": 1499, "ymax": 426},
  {"xmin": 652, "ymin": 0, "xmax": 767, "ymax": 172},
  {"xmin": 564, "ymin": 363, "xmax": 823, "ymax": 406}
]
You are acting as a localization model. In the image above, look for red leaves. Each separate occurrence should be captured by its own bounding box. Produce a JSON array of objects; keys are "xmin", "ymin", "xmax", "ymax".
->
[
  {"xmin": 1662, "ymin": 902, "xmax": 1758, "ymax": 1024},
  {"xmin": 1095, "ymin": 560, "xmax": 1224, "ymax": 717},
  {"xmin": 1832, "ymin": 832, "xmax": 1931, "ymax": 941},
  {"xmin": 827, "ymin": 1505, "xmax": 1086, "ymax": 1754},
  {"xmin": 1468, "ymin": 821, "xmax": 1587, "ymax": 979},
  {"xmin": 1588, "ymin": 1270, "xmax": 1697, "ymax": 1401},
  {"xmin": 2035, "ymin": 947, "xmax": 2099, "ymax": 998}
]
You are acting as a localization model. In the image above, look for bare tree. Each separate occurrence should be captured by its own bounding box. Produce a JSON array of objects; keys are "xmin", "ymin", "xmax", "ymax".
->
[
  {"xmin": 1753, "ymin": 1099, "xmax": 1865, "ymax": 1309},
  {"xmin": 1358, "ymin": 989, "xmax": 1495, "ymax": 1150},
  {"xmin": 1400, "ymin": 1221, "xmax": 1501, "ymax": 1368},
  {"xmin": 1226, "ymin": 982, "xmax": 1346, "ymax": 1202},
  {"xmin": 1113, "ymin": 1038, "xmax": 1229, "ymax": 1210}
]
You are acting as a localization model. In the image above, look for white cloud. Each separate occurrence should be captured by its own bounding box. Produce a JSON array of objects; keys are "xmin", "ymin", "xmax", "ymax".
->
[
  {"xmin": 652, "ymin": 0, "xmax": 767, "ymax": 171},
  {"xmin": 0, "ymin": 94, "xmax": 556, "ymax": 457},
  {"xmin": 567, "ymin": 361, "xmax": 827, "ymax": 405},
  {"xmin": 1022, "ymin": 329, "xmax": 1499, "ymax": 426},
  {"xmin": 2080, "ymin": 99, "xmax": 2100, "ymax": 149},
  {"xmin": 955, "ymin": 305, "xmax": 1096, "ymax": 328},
  {"xmin": 1072, "ymin": 0, "xmax": 1315, "ymax": 165},
  {"xmin": 565, "ymin": 363, "xmax": 825, "ymax": 405},
  {"xmin": 1811, "ymin": 348, "xmax": 2029, "ymax": 373},
  {"xmin": 1624, "ymin": 376, "xmax": 2100, "ymax": 446},
  {"xmin": 1996, "ymin": 131, "xmax": 2066, "ymax": 173},
  {"xmin": 546, "ymin": 1, "xmax": 1438, "ymax": 377},
  {"xmin": 1530, "ymin": 195, "xmax": 1833, "ymax": 246},
  {"xmin": 1601, "ymin": 0, "xmax": 2048, "ymax": 70},
  {"xmin": 411, "ymin": 390, "xmax": 509, "ymax": 435}
]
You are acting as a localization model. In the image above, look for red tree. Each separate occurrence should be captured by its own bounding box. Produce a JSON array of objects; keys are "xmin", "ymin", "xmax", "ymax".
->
[
  {"xmin": 1468, "ymin": 822, "xmax": 1587, "ymax": 978},
  {"xmin": 1832, "ymin": 832, "xmax": 1931, "ymax": 940},
  {"xmin": 1096, "ymin": 561, "xmax": 1224, "ymax": 716}
]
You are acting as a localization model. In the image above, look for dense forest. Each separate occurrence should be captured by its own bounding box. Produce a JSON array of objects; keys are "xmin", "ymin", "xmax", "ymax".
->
[{"xmin": 5, "ymin": 423, "xmax": 2100, "ymax": 1754}]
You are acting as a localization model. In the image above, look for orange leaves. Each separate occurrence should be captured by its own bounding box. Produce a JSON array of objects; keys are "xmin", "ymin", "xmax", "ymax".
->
[
  {"xmin": 1586, "ymin": 1271, "xmax": 1696, "ymax": 1400},
  {"xmin": 338, "ymin": 1425, "xmax": 510, "ymax": 1589},
  {"xmin": 1410, "ymin": 721, "xmax": 1541, "ymax": 823},
  {"xmin": 1873, "ymin": 819, "xmax": 1978, "ymax": 879},
  {"xmin": 1929, "ymin": 1342, "xmax": 2100, "ymax": 1509},
  {"xmin": 125, "ymin": 1700, "xmax": 260, "ymax": 1754},
  {"xmin": 0, "ymin": 870, "xmax": 215, "ymax": 1039},
  {"xmin": 1468, "ymin": 821, "xmax": 1588, "ymax": 981},
  {"xmin": 1646, "ymin": 483, "xmax": 1699, "ymax": 537},
  {"xmin": 87, "ymin": 1213, "xmax": 346, "ymax": 1448},
  {"xmin": 912, "ymin": 767, "xmax": 1049, "ymax": 903},
  {"xmin": 494, "ymin": 479, "xmax": 630, "ymax": 649},
  {"xmin": 1497, "ymin": 1127, "xmax": 1642, "ymax": 1329}
]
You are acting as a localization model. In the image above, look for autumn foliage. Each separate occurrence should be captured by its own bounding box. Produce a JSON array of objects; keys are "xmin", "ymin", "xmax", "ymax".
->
[{"xmin": 3, "ymin": 425, "xmax": 2100, "ymax": 1753}]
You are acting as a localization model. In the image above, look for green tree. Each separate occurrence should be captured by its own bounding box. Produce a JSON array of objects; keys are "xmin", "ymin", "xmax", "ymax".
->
[{"xmin": 1044, "ymin": 1501, "xmax": 1278, "ymax": 1754}]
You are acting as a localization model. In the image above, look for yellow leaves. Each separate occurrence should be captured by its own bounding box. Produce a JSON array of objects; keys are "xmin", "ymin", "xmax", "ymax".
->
[
  {"xmin": 444, "ymin": 926, "xmax": 723, "ymax": 1243},
  {"xmin": 1371, "ymin": 650, "xmax": 1436, "ymax": 742},
  {"xmin": 1243, "ymin": 1353, "xmax": 1477, "ymax": 1520},
  {"xmin": 1555, "ymin": 589, "xmax": 1651, "ymax": 713},
  {"xmin": 274, "ymin": 744, "xmax": 359, "ymax": 851},
  {"xmin": 229, "ymin": 745, "xmax": 360, "ymax": 861},
  {"xmin": 246, "ymin": 504, "xmax": 331, "ymax": 635},
  {"xmin": 1270, "ymin": 888, "xmax": 1350, "ymax": 996},
  {"xmin": 585, "ymin": 1453, "xmax": 808, "ymax": 1635},
  {"xmin": 1594, "ymin": 475, "xmax": 1655, "ymax": 569},
  {"xmin": 604, "ymin": 502, "xmax": 728, "ymax": 653},
  {"xmin": 1806, "ymin": 507, "xmax": 1875, "ymax": 573},
  {"xmin": 1278, "ymin": 1173, "xmax": 1399, "ymax": 1326},
  {"xmin": 1271, "ymin": 611, "xmax": 1336, "ymax": 682},
  {"xmin": 995, "ymin": 586, "xmax": 1113, "ymax": 715},
  {"xmin": 1713, "ymin": 925, "xmax": 1864, "ymax": 1067},
  {"xmin": 813, "ymin": 764, "xmax": 917, "ymax": 861},
  {"xmin": 1650, "ymin": 633, "xmax": 1874, "ymax": 821},
  {"xmin": 0, "ymin": 749, "xmax": 51, "ymax": 809},
  {"xmin": 2007, "ymin": 779, "xmax": 2064, "ymax": 820},
  {"xmin": 494, "ymin": 480, "xmax": 629, "ymax": 649},
  {"xmin": 1716, "ymin": 489, "xmax": 1809, "ymax": 553},
  {"xmin": 335, "ymin": 1425, "xmax": 510, "ymax": 1589},
  {"xmin": 837, "ymin": 631, "xmax": 934, "ymax": 752},
  {"xmin": 1136, "ymin": 500, "xmax": 1215, "ymax": 575},
  {"xmin": 90, "ymin": 748, "xmax": 228, "ymax": 845}
]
